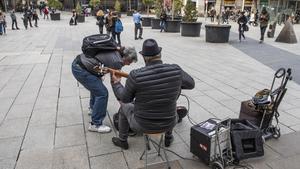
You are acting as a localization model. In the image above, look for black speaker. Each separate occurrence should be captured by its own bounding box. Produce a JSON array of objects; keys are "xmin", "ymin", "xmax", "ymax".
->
[{"xmin": 230, "ymin": 119, "xmax": 264, "ymax": 160}]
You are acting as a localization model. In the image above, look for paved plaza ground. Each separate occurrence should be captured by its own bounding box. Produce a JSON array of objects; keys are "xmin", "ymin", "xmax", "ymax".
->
[{"xmin": 1, "ymin": 12, "xmax": 300, "ymax": 169}]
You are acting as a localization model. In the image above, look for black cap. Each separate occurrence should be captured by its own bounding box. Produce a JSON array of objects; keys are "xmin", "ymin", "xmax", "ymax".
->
[{"xmin": 139, "ymin": 39, "xmax": 162, "ymax": 57}]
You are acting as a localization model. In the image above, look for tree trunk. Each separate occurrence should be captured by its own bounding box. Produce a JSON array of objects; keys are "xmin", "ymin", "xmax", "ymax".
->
[{"xmin": 147, "ymin": 5, "xmax": 149, "ymax": 16}]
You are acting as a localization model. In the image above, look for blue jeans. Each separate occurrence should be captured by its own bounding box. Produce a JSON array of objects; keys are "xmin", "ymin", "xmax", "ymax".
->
[
  {"xmin": 0, "ymin": 22, "xmax": 3, "ymax": 34},
  {"xmin": 160, "ymin": 20, "xmax": 166, "ymax": 32},
  {"xmin": 71, "ymin": 58, "xmax": 108, "ymax": 126}
]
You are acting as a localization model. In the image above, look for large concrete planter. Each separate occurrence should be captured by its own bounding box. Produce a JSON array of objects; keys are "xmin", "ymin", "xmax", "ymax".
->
[
  {"xmin": 181, "ymin": 22, "xmax": 202, "ymax": 37},
  {"xmin": 151, "ymin": 18, "xmax": 161, "ymax": 29},
  {"xmin": 142, "ymin": 17, "xmax": 153, "ymax": 27},
  {"xmin": 205, "ymin": 24, "xmax": 231, "ymax": 43},
  {"xmin": 165, "ymin": 20, "xmax": 181, "ymax": 33},
  {"xmin": 77, "ymin": 15, "xmax": 85, "ymax": 23},
  {"xmin": 127, "ymin": 10, "xmax": 134, "ymax": 16},
  {"xmin": 50, "ymin": 13, "xmax": 60, "ymax": 20}
]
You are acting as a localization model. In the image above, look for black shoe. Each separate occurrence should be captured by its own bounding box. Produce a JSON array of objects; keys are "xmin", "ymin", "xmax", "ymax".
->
[
  {"xmin": 139, "ymin": 37, "xmax": 143, "ymax": 39},
  {"xmin": 112, "ymin": 137, "xmax": 129, "ymax": 150},
  {"xmin": 135, "ymin": 38, "xmax": 138, "ymax": 40},
  {"xmin": 164, "ymin": 135, "xmax": 174, "ymax": 147},
  {"xmin": 12, "ymin": 28, "xmax": 15, "ymax": 30}
]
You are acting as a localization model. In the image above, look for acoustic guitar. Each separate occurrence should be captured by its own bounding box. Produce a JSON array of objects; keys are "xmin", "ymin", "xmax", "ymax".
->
[{"xmin": 93, "ymin": 65, "xmax": 129, "ymax": 78}]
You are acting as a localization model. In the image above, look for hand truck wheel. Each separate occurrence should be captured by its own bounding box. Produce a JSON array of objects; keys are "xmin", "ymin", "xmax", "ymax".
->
[
  {"xmin": 272, "ymin": 127, "xmax": 281, "ymax": 139},
  {"xmin": 211, "ymin": 160, "xmax": 224, "ymax": 169}
]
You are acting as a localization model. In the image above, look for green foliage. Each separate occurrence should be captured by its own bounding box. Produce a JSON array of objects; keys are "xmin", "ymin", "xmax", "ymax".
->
[
  {"xmin": 47, "ymin": 0, "xmax": 63, "ymax": 10},
  {"xmin": 75, "ymin": 2, "xmax": 82, "ymax": 14},
  {"xmin": 182, "ymin": 0, "xmax": 198, "ymax": 22},
  {"xmin": 154, "ymin": 0, "xmax": 163, "ymax": 18},
  {"xmin": 89, "ymin": 0, "xmax": 101, "ymax": 8},
  {"xmin": 114, "ymin": 0, "xmax": 121, "ymax": 12},
  {"xmin": 143, "ymin": 0, "xmax": 154, "ymax": 15},
  {"xmin": 173, "ymin": 0, "xmax": 183, "ymax": 16},
  {"xmin": 142, "ymin": 0, "xmax": 155, "ymax": 5}
]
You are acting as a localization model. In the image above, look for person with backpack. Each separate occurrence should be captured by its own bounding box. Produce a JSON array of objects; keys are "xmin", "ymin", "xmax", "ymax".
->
[
  {"xmin": 96, "ymin": 9, "xmax": 105, "ymax": 34},
  {"xmin": 71, "ymin": 34, "xmax": 138, "ymax": 133},
  {"xmin": 114, "ymin": 16, "xmax": 123, "ymax": 46}
]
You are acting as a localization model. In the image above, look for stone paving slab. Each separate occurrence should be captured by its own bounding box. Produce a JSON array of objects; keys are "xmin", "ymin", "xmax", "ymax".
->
[{"xmin": 0, "ymin": 13, "xmax": 300, "ymax": 169}]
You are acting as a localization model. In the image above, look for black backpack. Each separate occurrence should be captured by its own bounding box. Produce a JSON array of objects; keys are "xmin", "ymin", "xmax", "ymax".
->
[{"xmin": 81, "ymin": 34, "xmax": 118, "ymax": 58}]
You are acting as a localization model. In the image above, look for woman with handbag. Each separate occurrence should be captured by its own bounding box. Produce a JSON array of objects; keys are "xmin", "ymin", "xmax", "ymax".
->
[
  {"xmin": 237, "ymin": 11, "xmax": 248, "ymax": 42},
  {"xmin": 96, "ymin": 9, "xmax": 105, "ymax": 34}
]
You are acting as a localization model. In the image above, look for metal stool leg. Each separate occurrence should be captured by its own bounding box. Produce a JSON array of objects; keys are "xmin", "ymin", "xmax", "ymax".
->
[
  {"xmin": 157, "ymin": 134, "xmax": 163, "ymax": 156},
  {"xmin": 162, "ymin": 136, "xmax": 171, "ymax": 169},
  {"xmin": 142, "ymin": 134, "xmax": 149, "ymax": 169}
]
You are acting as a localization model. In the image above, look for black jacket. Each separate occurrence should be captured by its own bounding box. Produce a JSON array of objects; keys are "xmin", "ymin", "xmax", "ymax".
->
[{"xmin": 112, "ymin": 60, "xmax": 195, "ymax": 132}]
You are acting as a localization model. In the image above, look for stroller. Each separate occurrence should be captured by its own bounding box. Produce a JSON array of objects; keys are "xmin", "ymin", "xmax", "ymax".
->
[{"xmin": 239, "ymin": 68, "xmax": 292, "ymax": 140}]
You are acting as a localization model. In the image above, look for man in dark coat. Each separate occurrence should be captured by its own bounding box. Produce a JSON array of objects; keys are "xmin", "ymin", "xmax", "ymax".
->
[
  {"xmin": 259, "ymin": 7, "xmax": 270, "ymax": 43},
  {"xmin": 111, "ymin": 39, "xmax": 195, "ymax": 149}
]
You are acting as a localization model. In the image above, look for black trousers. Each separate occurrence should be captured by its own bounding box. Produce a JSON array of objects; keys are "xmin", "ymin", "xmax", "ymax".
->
[
  {"xmin": 134, "ymin": 23, "xmax": 143, "ymax": 38},
  {"xmin": 239, "ymin": 25, "xmax": 245, "ymax": 41},
  {"xmin": 98, "ymin": 25, "xmax": 103, "ymax": 34},
  {"xmin": 12, "ymin": 20, "xmax": 18, "ymax": 29},
  {"xmin": 260, "ymin": 26, "xmax": 267, "ymax": 41},
  {"xmin": 118, "ymin": 103, "xmax": 174, "ymax": 141}
]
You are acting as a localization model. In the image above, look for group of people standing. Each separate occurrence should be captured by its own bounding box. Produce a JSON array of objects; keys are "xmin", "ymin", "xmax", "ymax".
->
[
  {"xmin": 22, "ymin": 7, "xmax": 39, "ymax": 29},
  {"xmin": 95, "ymin": 9, "xmax": 123, "ymax": 45},
  {"xmin": 237, "ymin": 7, "xmax": 270, "ymax": 43}
]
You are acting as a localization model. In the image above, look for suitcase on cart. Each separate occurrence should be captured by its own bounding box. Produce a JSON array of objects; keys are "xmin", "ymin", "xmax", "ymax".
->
[{"xmin": 239, "ymin": 68, "xmax": 292, "ymax": 140}]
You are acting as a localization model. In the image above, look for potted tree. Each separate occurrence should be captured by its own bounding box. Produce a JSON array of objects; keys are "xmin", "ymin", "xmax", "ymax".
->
[
  {"xmin": 114, "ymin": 0, "xmax": 122, "ymax": 17},
  {"xmin": 127, "ymin": 0, "xmax": 134, "ymax": 16},
  {"xmin": 76, "ymin": 2, "xmax": 85, "ymax": 23},
  {"xmin": 205, "ymin": 0, "xmax": 231, "ymax": 43},
  {"xmin": 89, "ymin": 0, "xmax": 100, "ymax": 16},
  {"xmin": 142, "ymin": 0, "xmax": 154, "ymax": 27},
  {"xmin": 181, "ymin": 0, "xmax": 202, "ymax": 37},
  {"xmin": 48, "ymin": 0, "xmax": 62, "ymax": 20},
  {"xmin": 151, "ymin": 0, "xmax": 163, "ymax": 29},
  {"xmin": 165, "ymin": 0, "xmax": 183, "ymax": 32}
]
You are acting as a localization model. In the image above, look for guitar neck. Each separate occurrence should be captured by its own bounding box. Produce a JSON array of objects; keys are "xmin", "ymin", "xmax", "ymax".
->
[{"xmin": 107, "ymin": 68, "xmax": 129, "ymax": 78}]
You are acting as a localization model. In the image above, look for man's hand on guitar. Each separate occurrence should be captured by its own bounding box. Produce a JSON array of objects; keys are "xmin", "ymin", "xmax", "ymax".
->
[{"xmin": 111, "ymin": 71, "xmax": 121, "ymax": 84}]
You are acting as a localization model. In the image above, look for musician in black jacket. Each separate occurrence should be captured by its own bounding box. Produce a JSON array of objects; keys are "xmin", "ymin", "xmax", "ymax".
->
[{"xmin": 111, "ymin": 39, "xmax": 195, "ymax": 149}]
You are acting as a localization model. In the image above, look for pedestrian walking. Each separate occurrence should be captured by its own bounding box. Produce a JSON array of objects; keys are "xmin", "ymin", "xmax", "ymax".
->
[
  {"xmin": 32, "ymin": 10, "xmax": 39, "ymax": 27},
  {"xmin": 26, "ymin": 8, "xmax": 33, "ymax": 27},
  {"xmin": 249, "ymin": 11, "xmax": 255, "ymax": 26},
  {"xmin": 96, "ymin": 9, "xmax": 105, "ymax": 34},
  {"xmin": 105, "ymin": 10, "xmax": 113, "ymax": 35},
  {"xmin": 133, "ymin": 10, "xmax": 143, "ymax": 40},
  {"xmin": 114, "ymin": 15, "xmax": 123, "ymax": 46},
  {"xmin": 43, "ymin": 6, "xmax": 49, "ymax": 19},
  {"xmin": 160, "ymin": 10, "xmax": 167, "ymax": 32},
  {"xmin": 111, "ymin": 12, "xmax": 118, "ymax": 41},
  {"xmin": 259, "ymin": 7, "xmax": 270, "ymax": 43},
  {"xmin": 10, "ymin": 9, "xmax": 20, "ymax": 30},
  {"xmin": 0, "ymin": 11, "xmax": 6, "ymax": 35},
  {"xmin": 238, "ymin": 11, "xmax": 248, "ymax": 42},
  {"xmin": 22, "ymin": 12, "xmax": 29, "ymax": 29},
  {"xmin": 210, "ymin": 7, "xmax": 216, "ymax": 22},
  {"xmin": 70, "ymin": 9, "xmax": 78, "ymax": 25}
]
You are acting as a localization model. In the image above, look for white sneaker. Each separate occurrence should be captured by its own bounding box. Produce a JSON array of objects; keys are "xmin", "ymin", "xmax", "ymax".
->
[
  {"xmin": 88, "ymin": 124, "xmax": 111, "ymax": 133},
  {"xmin": 88, "ymin": 107, "xmax": 92, "ymax": 116}
]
